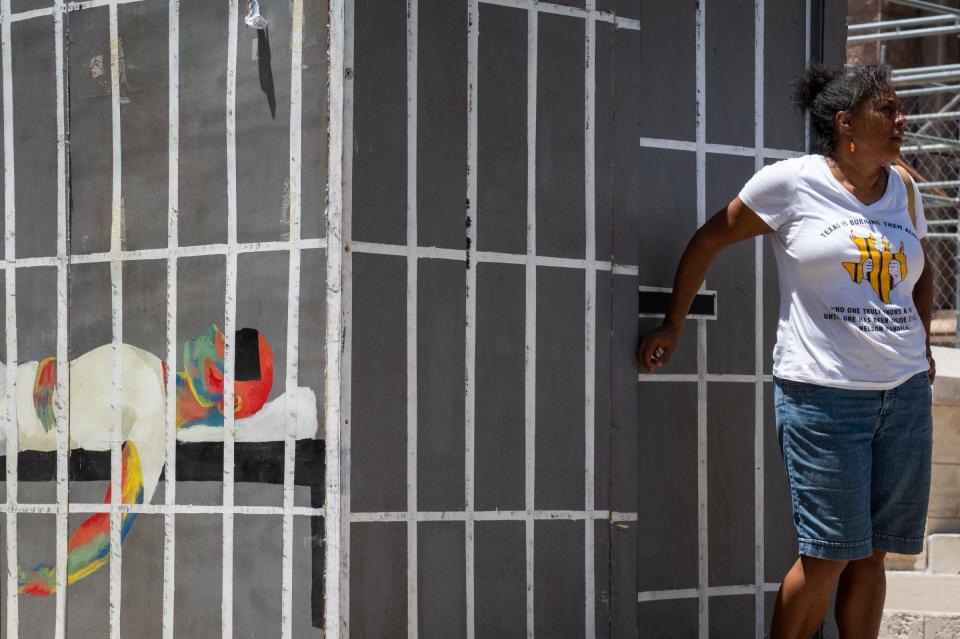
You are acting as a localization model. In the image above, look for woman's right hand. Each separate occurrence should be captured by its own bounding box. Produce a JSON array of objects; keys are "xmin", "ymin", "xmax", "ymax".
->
[{"xmin": 636, "ymin": 323, "xmax": 681, "ymax": 373}]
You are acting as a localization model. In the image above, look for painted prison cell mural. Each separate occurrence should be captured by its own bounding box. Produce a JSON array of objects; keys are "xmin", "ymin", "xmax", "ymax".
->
[{"xmin": 0, "ymin": 0, "xmax": 329, "ymax": 635}]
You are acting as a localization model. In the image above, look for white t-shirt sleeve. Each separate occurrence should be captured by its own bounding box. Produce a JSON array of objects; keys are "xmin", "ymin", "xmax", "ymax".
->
[
  {"xmin": 911, "ymin": 178, "xmax": 927, "ymax": 240},
  {"xmin": 737, "ymin": 159, "xmax": 797, "ymax": 231}
]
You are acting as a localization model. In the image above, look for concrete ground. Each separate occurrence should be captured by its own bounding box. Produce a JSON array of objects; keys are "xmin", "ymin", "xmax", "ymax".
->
[{"xmin": 880, "ymin": 571, "xmax": 960, "ymax": 637}]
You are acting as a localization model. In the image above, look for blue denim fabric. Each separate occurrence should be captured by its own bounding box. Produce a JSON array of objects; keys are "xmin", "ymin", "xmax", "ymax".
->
[{"xmin": 774, "ymin": 371, "xmax": 932, "ymax": 561}]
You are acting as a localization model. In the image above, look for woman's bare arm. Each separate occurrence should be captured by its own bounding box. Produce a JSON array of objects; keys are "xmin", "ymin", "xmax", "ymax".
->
[
  {"xmin": 913, "ymin": 239, "xmax": 935, "ymax": 383},
  {"xmin": 637, "ymin": 197, "xmax": 774, "ymax": 372}
]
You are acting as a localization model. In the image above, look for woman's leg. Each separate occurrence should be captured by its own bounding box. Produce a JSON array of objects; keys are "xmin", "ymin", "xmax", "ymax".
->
[
  {"xmin": 770, "ymin": 555, "xmax": 848, "ymax": 639},
  {"xmin": 834, "ymin": 550, "xmax": 886, "ymax": 639}
]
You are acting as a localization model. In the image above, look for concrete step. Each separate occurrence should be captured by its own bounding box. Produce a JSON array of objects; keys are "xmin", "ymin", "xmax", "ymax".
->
[
  {"xmin": 929, "ymin": 534, "xmax": 960, "ymax": 575},
  {"xmin": 881, "ymin": 572, "xmax": 960, "ymax": 638}
]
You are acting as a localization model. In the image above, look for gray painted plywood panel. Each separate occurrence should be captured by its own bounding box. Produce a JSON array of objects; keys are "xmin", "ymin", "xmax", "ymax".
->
[
  {"xmin": 178, "ymin": 0, "xmax": 228, "ymax": 247},
  {"xmin": 764, "ymin": 592, "xmax": 777, "ymax": 638},
  {"xmin": 11, "ymin": 0, "xmax": 50, "ymax": 10},
  {"xmin": 120, "ymin": 514, "xmax": 164, "ymax": 639},
  {"xmin": 823, "ymin": 1, "xmax": 849, "ymax": 68},
  {"xmin": 705, "ymin": 0, "xmax": 755, "ymax": 148},
  {"xmin": 119, "ymin": 1, "xmax": 169, "ymax": 252},
  {"xmin": 609, "ymin": 27, "xmax": 643, "ymax": 268},
  {"xmin": 293, "ymin": 515, "xmax": 325, "ymax": 638},
  {"xmin": 417, "ymin": 259, "xmax": 465, "ymax": 511},
  {"xmin": 598, "ymin": 0, "xmax": 639, "ymax": 20},
  {"xmin": 173, "ymin": 515, "xmax": 223, "ymax": 635},
  {"xmin": 68, "ymin": 262, "xmax": 112, "ymax": 360},
  {"xmin": 594, "ymin": 271, "xmax": 611, "ymax": 509},
  {"xmin": 296, "ymin": 250, "xmax": 328, "ymax": 496},
  {"xmin": 475, "ymin": 521, "xmax": 526, "ymax": 639},
  {"xmin": 475, "ymin": 262, "xmax": 525, "ymax": 512},
  {"xmin": 636, "ymin": 599, "xmax": 698, "ymax": 637},
  {"xmin": 534, "ymin": 520, "xmax": 584, "ymax": 639},
  {"xmin": 15, "ymin": 266, "xmax": 56, "ymax": 364},
  {"xmin": 237, "ymin": 250, "xmax": 289, "ymax": 405},
  {"xmin": 477, "ymin": 4, "xmax": 526, "ymax": 256},
  {"xmin": 351, "ymin": 253, "xmax": 407, "ymax": 512},
  {"xmin": 350, "ymin": 522, "xmax": 407, "ymax": 639},
  {"xmin": 622, "ymin": 148, "xmax": 698, "ymax": 287},
  {"xmin": 607, "ymin": 520, "xmax": 638, "ymax": 639},
  {"xmin": 418, "ymin": 522, "xmax": 466, "ymax": 639},
  {"xmin": 536, "ymin": 13, "xmax": 585, "ymax": 260},
  {"xmin": 764, "ymin": 382, "xmax": 798, "ymax": 583},
  {"xmin": 594, "ymin": 22, "xmax": 614, "ymax": 262},
  {"xmin": 637, "ymin": 1, "xmax": 695, "ymax": 141},
  {"xmin": 764, "ymin": 0, "xmax": 806, "ymax": 152},
  {"xmin": 301, "ymin": 0, "xmax": 329, "ymax": 240},
  {"xmin": 536, "ymin": 266, "xmax": 585, "ymax": 510},
  {"xmin": 16, "ymin": 514, "xmax": 57, "ymax": 639},
  {"xmin": 709, "ymin": 595, "xmax": 756, "ymax": 639},
  {"xmin": 610, "ymin": 274, "xmax": 640, "ymax": 513},
  {"xmin": 417, "ymin": 0, "xmax": 467, "ymax": 250},
  {"xmin": 68, "ymin": 7, "xmax": 112, "ymax": 256},
  {"xmin": 707, "ymin": 382, "xmax": 755, "ymax": 587},
  {"xmin": 764, "ymin": 225, "xmax": 779, "ymax": 375},
  {"xmin": 233, "ymin": 515, "xmax": 283, "ymax": 636},
  {"xmin": 637, "ymin": 382, "xmax": 698, "ymax": 591},
  {"xmin": 236, "ymin": 4, "xmax": 294, "ymax": 245},
  {"xmin": 706, "ymin": 153, "xmax": 756, "ymax": 375},
  {"xmin": 12, "ymin": 17, "xmax": 57, "ymax": 260},
  {"xmin": 594, "ymin": 519, "xmax": 610, "ymax": 639},
  {"xmin": 351, "ymin": 0, "xmax": 406, "ymax": 246},
  {"xmin": 121, "ymin": 258, "xmax": 167, "ymax": 364}
]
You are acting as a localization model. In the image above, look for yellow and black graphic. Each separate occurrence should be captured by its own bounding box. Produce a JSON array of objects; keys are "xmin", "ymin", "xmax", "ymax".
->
[{"xmin": 842, "ymin": 233, "xmax": 908, "ymax": 304}]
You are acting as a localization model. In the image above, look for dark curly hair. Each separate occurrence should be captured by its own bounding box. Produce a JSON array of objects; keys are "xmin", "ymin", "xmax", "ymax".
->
[{"xmin": 791, "ymin": 64, "xmax": 892, "ymax": 154}]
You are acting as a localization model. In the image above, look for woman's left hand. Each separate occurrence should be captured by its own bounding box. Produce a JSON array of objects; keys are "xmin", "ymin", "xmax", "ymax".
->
[{"xmin": 927, "ymin": 349, "xmax": 936, "ymax": 385}]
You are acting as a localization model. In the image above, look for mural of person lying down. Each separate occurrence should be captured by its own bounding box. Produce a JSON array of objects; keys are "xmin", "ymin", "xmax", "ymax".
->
[{"xmin": 0, "ymin": 325, "xmax": 320, "ymax": 601}]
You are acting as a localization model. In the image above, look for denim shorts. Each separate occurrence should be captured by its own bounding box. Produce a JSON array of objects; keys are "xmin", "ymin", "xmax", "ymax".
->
[{"xmin": 773, "ymin": 371, "xmax": 932, "ymax": 561}]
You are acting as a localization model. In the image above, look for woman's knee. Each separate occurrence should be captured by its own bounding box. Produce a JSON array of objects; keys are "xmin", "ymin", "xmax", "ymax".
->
[
  {"xmin": 799, "ymin": 555, "xmax": 849, "ymax": 582},
  {"xmin": 847, "ymin": 550, "xmax": 886, "ymax": 570}
]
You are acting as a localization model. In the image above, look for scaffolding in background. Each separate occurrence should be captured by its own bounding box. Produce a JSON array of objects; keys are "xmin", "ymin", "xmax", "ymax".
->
[{"xmin": 850, "ymin": 0, "xmax": 960, "ymax": 345}]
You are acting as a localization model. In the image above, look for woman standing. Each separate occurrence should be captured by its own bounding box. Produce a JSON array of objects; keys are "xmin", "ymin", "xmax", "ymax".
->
[{"xmin": 637, "ymin": 65, "xmax": 935, "ymax": 638}]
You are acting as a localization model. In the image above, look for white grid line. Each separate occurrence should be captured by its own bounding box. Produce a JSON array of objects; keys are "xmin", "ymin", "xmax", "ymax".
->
[
  {"xmin": 465, "ymin": 2, "xmax": 479, "ymax": 639},
  {"xmin": 478, "ymin": 0, "xmax": 640, "ymax": 30},
  {"xmin": 406, "ymin": 0, "xmax": 419, "ymax": 635},
  {"xmin": 2, "ymin": 0, "xmax": 19, "ymax": 632},
  {"xmin": 162, "ymin": 2, "xmax": 179, "ymax": 637},
  {"xmin": 349, "ymin": 510, "xmax": 639, "ymax": 523},
  {"xmin": 0, "ymin": 239, "xmax": 326, "ymax": 270},
  {"xmin": 694, "ymin": 1, "xmax": 709, "ymax": 637},
  {"xmin": 53, "ymin": 0, "xmax": 69, "ymax": 633},
  {"xmin": 638, "ymin": 583, "xmax": 781, "ymax": 603},
  {"xmin": 281, "ymin": 0, "xmax": 304, "ymax": 636},
  {"xmin": 524, "ymin": 9, "xmax": 537, "ymax": 638},
  {"xmin": 583, "ymin": 2, "xmax": 597, "ymax": 636},
  {"xmin": 109, "ymin": 4, "xmax": 125, "ymax": 636},
  {"xmin": 637, "ymin": 136, "xmax": 803, "ymax": 159},
  {"xmin": 0, "ymin": 504, "xmax": 325, "ymax": 516},
  {"xmin": 753, "ymin": 1, "xmax": 766, "ymax": 637},
  {"xmin": 221, "ymin": 1, "xmax": 239, "ymax": 634},
  {"xmin": 328, "ymin": 0, "xmax": 349, "ymax": 633}
]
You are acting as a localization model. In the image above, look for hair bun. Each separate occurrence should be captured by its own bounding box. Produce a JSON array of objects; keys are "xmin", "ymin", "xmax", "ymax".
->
[{"xmin": 791, "ymin": 64, "xmax": 843, "ymax": 112}]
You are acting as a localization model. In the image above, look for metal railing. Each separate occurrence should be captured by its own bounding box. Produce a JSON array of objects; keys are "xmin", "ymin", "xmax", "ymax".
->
[{"xmin": 849, "ymin": 0, "xmax": 960, "ymax": 345}]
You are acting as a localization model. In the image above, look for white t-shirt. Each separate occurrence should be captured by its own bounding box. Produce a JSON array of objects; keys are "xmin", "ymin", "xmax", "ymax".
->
[{"xmin": 739, "ymin": 154, "xmax": 929, "ymax": 389}]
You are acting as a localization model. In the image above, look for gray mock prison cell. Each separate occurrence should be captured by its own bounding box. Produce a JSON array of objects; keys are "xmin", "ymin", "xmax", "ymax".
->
[
  {"xmin": 341, "ymin": 0, "xmax": 848, "ymax": 638},
  {"xmin": 0, "ymin": 0, "xmax": 849, "ymax": 637}
]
